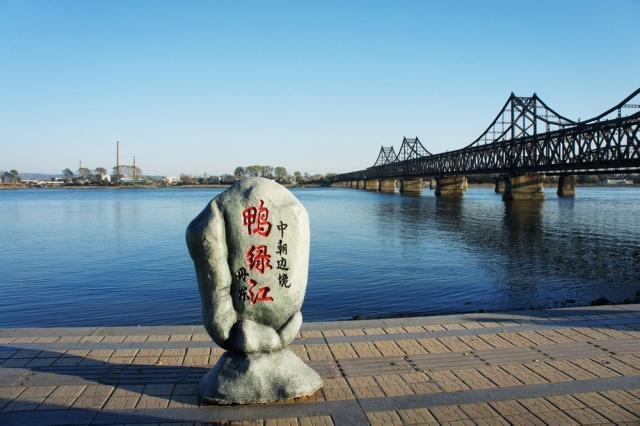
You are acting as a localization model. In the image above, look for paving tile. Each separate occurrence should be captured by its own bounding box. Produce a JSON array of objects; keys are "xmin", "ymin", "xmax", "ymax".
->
[
  {"xmin": 475, "ymin": 366, "xmax": 523, "ymax": 387},
  {"xmin": 503, "ymin": 413, "xmax": 545, "ymax": 426},
  {"xmin": 489, "ymin": 400, "xmax": 529, "ymax": 416},
  {"xmin": 103, "ymin": 396, "xmax": 140, "ymax": 409},
  {"xmin": 516, "ymin": 331, "xmax": 555, "ymax": 346},
  {"xmin": 366, "ymin": 410, "xmax": 403, "ymax": 425},
  {"xmin": 305, "ymin": 344, "xmax": 333, "ymax": 361},
  {"xmin": 136, "ymin": 394, "xmax": 170, "ymax": 409},
  {"xmin": 342, "ymin": 328, "xmax": 365, "ymax": 336},
  {"xmin": 563, "ymin": 407, "xmax": 611, "ymax": 424},
  {"xmin": 437, "ymin": 336, "xmax": 473, "ymax": 353},
  {"xmin": 374, "ymin": 374, "xmax": 413, "ymax": 396},
  {"xmin": 322, "ymin": 329, "xmax": 344, "ymax": 337},
  {"xmin": 327, "ymin": 343, "xmax": 357, "ymax": 359},
  {"xmin": 458, "ymin": 335, "xmax": 493, "ymax": 351},
  {"xmin": 428, "ymin": 371, "xmax": 470, "ymax": 392},
  {"xmin": 287, "ymin": 345, "xmax": 308, "ymax": 360},
  {"xmin": 600, "ymin": 389, "xmax": 640, "ymax": 405},
  {"xmin": 573, "ymin": 391, "xmax": 617, "ymax": 407},
  {"xmin": 533, "ymin": 409, "xmax": 578, "ymax": 425},
  {"xmin": 167, "ymin": 394, "xmax": 199, "ymax": 408},
  {"xmin": 523, "ymin": 361, "xmax": 573, "ymax": 382},
  {"xmin": 138, "ymin": 348, "xmax": 164, "ymax": 357},
  {"xmin": 478, "ymin": 334, "xmax": 515, "ymax": 349},
  {"xmin": 321, "ymin": 378, "xmax": 354, "ymax": 401},
  {"xmin": 417, "ymin": 338, "xmax": 450, "ymax": 353},
  {"xmin": 351, "ymin": 341, "xmax": 382, "ymax": 358},
  {"xmin": 544, "ymin": 394, "xmax": 586, "ymax": 410},
  {"xmin": 458, "ymin": 402, "xmax": 500, "ymax": 419},
  {"xmin": 396, "ymin": 407, "xmax": 437, "ymax": 424},
  {"xmin": 298, "ymin": 415, "xmax": 333, "ymax": 426},
  {"xmin": 519, "ymin": 397, "xmax": 561, "ymax": 413},
  {"xmin": 442, "ymin": 323, "xmax": 466, "ymax": 331},
  {"xmin": 383, "ymin": 327, "xmax": 406, "ymax": 334},
  {"xmin": 544, "ymin": 359, "xmax": 598, "ymax": 380},
  {"xmin": 395, "ymin": 339, "xmax": 427, "ymax": 355},
  {"xmin": 77, "ymin": 382, "xmax": 113, "ymax": 396},
  {"xmin": 429, "ymin": 405, "xmax": 469, "ymax": 422},
  {"xmin": 473, "ymin": 416, "xmax": 509, "ymax": 425},
  {"xmin": 373, "ymin": 341, "xmax": 404, "ymax": 357},
  {"xmin": 592, "ymin": 356, "xmax": 640, "ymax": 375},
  {"xmin": 111, "ymin": 348, "xmax": 138, "ymax": 357},
  {"xmin": 453, "ymin": 368, "xmax": 497, "ymax": 389},
  {"xmin": 499, "ymin": 363, "xmax": 548, "ymax": 384},
  {"xmin": 591, "ymin": 404, "xmax": 640, "ymax": 422},
  {"xmin": 570, "ymin": 358, "xmax": 620, "ymax": 378}
]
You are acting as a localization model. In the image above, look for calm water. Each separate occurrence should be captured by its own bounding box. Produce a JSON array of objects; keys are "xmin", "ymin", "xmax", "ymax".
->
[{"xmin": 1, "ymin": 186, "xmax": 639, "ymax": 327}]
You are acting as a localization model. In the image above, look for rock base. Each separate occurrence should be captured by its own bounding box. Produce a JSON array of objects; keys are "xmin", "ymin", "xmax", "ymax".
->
[{"xmin": 199, "ymin": 349, "xmax": 323, "ymax": 405}]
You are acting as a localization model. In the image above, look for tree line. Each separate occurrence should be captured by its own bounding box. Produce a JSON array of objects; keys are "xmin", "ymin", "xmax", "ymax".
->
[{"xmin": 0, "ymin": 170, "xmax": 21, "ymax": 184}]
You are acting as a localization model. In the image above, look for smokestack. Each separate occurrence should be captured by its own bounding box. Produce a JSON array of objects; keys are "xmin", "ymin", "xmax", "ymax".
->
[{"xmin": 116, "ymin": 141, "xmax": 120, "ymax": 182}]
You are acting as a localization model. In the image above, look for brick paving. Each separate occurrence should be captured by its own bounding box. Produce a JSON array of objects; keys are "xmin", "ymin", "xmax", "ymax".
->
[{"xmin": 1, "ymin": 304, "xmax": 640, "ymax": 425}]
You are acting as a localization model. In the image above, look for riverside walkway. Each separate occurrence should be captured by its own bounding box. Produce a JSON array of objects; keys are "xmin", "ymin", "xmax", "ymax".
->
[{"xmin": 1, "ymin": 304, "xmax": 640, "ymax": 425}]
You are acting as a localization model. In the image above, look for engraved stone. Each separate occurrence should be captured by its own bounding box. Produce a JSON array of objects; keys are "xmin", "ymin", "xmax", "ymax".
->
[{"xmin": 186, "ymin": 177, "xmax": 322, "ymax": 404}]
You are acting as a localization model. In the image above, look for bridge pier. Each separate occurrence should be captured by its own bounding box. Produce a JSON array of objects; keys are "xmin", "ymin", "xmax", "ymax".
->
[
  {"xmin": 358, "ymin": 180, "xmax": 366, "ymax": 189},
  {"xmin": 365, "ymin": 179, "xmax": 379, "ymax": 191},
  {"xmin": 379, "ymin": 179, "xmax": 396, "ymax": 193},
  {"xmin": 429, "ymin": 178, "xmax": 436, "ymax": 190},
  {"xmin": 400, "ymin": 178, "xmax": 422, "ymax": 196},
  {"xmin": 494, "ymin": 177, "xmax": 505, "ymax": 193},
  {"xmin": 503, "ymin": 174, "xmax": 544, "ymax": 201},
  {"xmin": 435, "ymin": 176, "xmax": 466, "ymax": 197},
  {"xmin": 557, "ymin": 175, "xmax": 576, "ymax": 198}
]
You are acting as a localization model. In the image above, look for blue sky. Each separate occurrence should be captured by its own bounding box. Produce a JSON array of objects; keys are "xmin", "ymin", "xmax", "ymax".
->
[{"xmin": 1, "ymin": 0, "xmax": 638, "ymax": 176}]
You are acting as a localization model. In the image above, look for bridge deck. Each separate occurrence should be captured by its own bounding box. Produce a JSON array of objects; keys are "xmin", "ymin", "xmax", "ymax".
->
[{"xmin": 1, "ymin": 304, "xmax": 640, "ymax": 425}]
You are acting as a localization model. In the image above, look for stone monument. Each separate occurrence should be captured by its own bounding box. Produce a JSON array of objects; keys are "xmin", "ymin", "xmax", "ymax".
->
[{"xmin": 186, "ymin": 177, "xmax": 322, "ymax": 404}]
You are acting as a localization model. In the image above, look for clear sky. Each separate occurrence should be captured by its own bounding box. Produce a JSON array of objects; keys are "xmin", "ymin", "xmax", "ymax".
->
[{"xmin": 1, "ymin": 1, "xmax": 639, "ymax": 176}]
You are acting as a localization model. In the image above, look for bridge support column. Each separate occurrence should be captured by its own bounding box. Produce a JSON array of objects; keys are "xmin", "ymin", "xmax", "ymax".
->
[
  {"xmin": 379, "ymin": 179, "xmax": 396, "ymax": 193},
  {"xmin": 365, "ymin": 179, "xmax": 379, "ymax": 191},
  {"xmin": 358, "ymin": 180, "xmax": 366, "ymax": 189},
  {"xmin": 429, "ymin": 178, "xmax": 436, "ymax": 190},
  {"xmin": 557, "ymin": 175, "xmax": 576, "ymax": 198},
  {"xmin": 503, "ymin": 174, "xmax": 544, "ymax": 201},
  {"xmin": 435, "ymin": 176, "xmax": 466, "ymax": 197},
  {"xmin": 400, "ymin": 178, "xmax": 422, "ymax": 196},
  {"xmin": 494, "ymin": 177, "xmax": 505, "ymax": 193}
]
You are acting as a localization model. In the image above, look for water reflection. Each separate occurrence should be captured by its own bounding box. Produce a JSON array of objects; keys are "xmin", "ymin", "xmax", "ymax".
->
[{"xmin": 0, "ymin": 187, "xmax": 638, "ymax": 326}]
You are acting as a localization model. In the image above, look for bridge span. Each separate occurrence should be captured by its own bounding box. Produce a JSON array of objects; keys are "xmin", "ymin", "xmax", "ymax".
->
[{"xmin": 333, "ymin": 89, "xmax": 640, "ymax": 200}]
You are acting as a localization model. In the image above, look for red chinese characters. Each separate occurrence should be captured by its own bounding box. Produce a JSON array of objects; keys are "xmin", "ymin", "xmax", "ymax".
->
[
  {"xmin": 237, "ymin": 200, "xmax": 274, "ymax": 305},
  {"xmin": 242, "ymin": 199, "xmax": 272, "ymax": 237},
  {"xmin": 245, "ymin": 244, "xmax": 272, "ymax": 274},
  {"xmin": 247, "ymin": 279, "xmax": 273, "ymax": 304}
]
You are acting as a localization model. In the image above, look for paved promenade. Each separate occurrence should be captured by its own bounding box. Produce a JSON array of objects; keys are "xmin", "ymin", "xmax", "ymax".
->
[{"xmin": 1, "ymin": 304, "xmax": 640, "ymax": 425}]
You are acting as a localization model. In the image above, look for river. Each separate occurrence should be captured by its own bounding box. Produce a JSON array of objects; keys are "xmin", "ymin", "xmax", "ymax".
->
[{"xmin": 0, "ymin": 186, "xmax": 638, "ymax": 327}]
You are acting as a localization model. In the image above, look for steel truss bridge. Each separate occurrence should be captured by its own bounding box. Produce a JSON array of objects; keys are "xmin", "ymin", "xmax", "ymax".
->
[{"xmin": 334, "ymin": 89, "xmax": 640, "ymax": 182}]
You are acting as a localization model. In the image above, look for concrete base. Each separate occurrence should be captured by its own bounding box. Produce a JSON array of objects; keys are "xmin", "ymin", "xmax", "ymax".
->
[
  {"xmin": 365, "ymin": 179, "xmax": 379, "ymax": 191},
  {"xmin": 379, "ymin": 179, "xmax": 396, "ymax": 193},
  {"xmin": 400, "ymin": 179, "xmax": 422, "ymax": 196},
  {"xmin": 357, "ymin": 180, "xmax": 365, "ymax": 189},
  {"xmin": 495, "ymin": 179, "xmax": 505, "ymax": 193},
  {"xmin": 503, "ymin": 174, "xmax": 545, "ymax": 201},
  {"xmin": 435, "ymin": 176, "xmax": 466, "ymax": 197},
  {"xmin": 200, "ymin": 349, "xmax": 323, "ymax": 405},
  {"xmin": 557, "ymin": 175, "xmax": 576, "ymax": 198}
]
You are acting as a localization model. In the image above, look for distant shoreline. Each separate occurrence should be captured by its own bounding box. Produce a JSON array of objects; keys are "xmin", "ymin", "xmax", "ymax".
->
[{"xmin": 1, "ymin": 182, "xmax": 638, "ymax": 190}]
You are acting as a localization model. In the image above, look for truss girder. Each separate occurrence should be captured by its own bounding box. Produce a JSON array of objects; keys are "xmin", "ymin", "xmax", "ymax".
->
[{"xmin": 337, "ymin": 113, "xmax": 640, "ymax": 182}]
